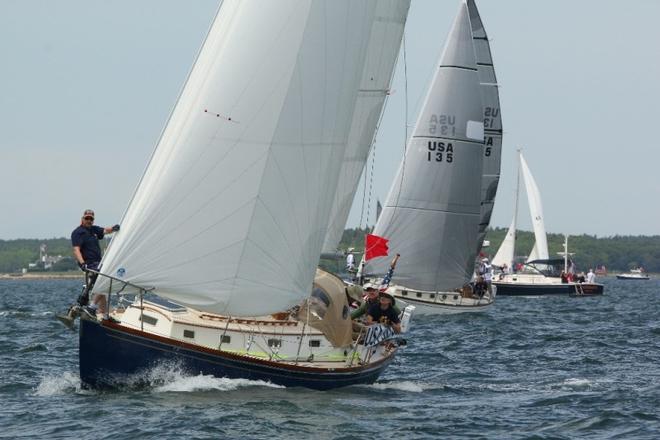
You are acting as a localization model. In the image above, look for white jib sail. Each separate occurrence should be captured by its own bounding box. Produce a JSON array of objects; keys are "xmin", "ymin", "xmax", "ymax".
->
[
  {"xmin": 492, "ymin": 217, "xmax": 516, "ymax": 269},
  {"xmin": 94, "ymin": 0, "xmax": 410, "ymax": 316},
  {"xmin": 520, "ymin": 152, "xmax": 549, "ymax": 260},
  {"xmin": 365, "ymin": 1, "xmax": 485, "ymax": 292},
  {"xmin": 467, "ymin": 0, "xmax": 503, "ymax": 251},
  {"xmin": 321, "ymin": 1, "xmax": 410, "ymax": 253}
]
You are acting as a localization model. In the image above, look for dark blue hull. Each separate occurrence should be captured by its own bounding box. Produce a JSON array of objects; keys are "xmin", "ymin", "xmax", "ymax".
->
[
  {"xmin": 493, "ymin": 282, "xmax": 604, "ymax": 296},
  {"xmin": 79, "ymin": 318, "xmax": 394, "ymax": 390}
]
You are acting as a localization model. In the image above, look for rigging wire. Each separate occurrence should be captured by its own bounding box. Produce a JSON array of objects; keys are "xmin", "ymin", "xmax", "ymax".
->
[{"xmin": 388, "ymin": 31, "xmax": 411, "ymax": 229}]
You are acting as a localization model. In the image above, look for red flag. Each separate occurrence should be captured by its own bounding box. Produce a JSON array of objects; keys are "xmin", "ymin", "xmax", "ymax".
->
[{"xmin": 365, "ymin": 234, "xmax": 389, "ymax": 261}]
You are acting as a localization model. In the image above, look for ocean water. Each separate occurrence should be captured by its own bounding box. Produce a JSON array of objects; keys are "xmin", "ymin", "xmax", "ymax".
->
[{"xmin": 1, "ymin": 278, "xmax": 659, "ymax": 439}]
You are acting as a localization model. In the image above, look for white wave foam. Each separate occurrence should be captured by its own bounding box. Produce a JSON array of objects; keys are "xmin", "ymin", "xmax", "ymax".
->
[
  {"xmin": 154, "ymin": 374, "xmax": 284, "ymax": 393},
  {"xmin": 369, "ymin": 381, "xmax": 425, "ymax": 393},
  {"xmin": 562, "ymin": 378, "xmax": 592, "ymax": 388},
  {"xmin": 0, "ymin": 310, "xmax": 53, "ymax": 317},
  {"xmin": 33, "ymin": 371, "xmax": 82, "ymax": 396}
]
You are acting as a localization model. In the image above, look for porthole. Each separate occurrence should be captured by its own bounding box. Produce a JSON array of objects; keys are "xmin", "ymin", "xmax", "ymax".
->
[
  {"xmin": 309, "ymin": 340, "xmax": 321, "ymax": 348},
  {"xmin": 268, "ymin": 339, "xmax": 282, "ymax": 348},
  {"xmin": 453, "ymin": 295, "xmax": 459, "ymax": 300},
  {"xmin": 430, "ymin": 294, "xmax": 435, "ymax": 299},
  {"xmin": 183, "ymin": 329, "xmax": 195, "ymax": 339},
  {"xmin": 416, "ymin": 292, "xmax": 422, "ymax": 298},
  {"xmin": 221, "ymin": 335, "xmax": 230, "ymax": 344},
  {"xmin": 442, "ymin": 294, "xmax": 447, "ymax": 300},
  {"xmin": 401, "ymin": 290, "xmax": 408, "ymax": 296}
]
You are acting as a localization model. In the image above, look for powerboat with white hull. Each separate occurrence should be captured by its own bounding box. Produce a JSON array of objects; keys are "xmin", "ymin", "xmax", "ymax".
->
[
  {"xmin": 362, "ymin": 0, "xmax": 502, "ymax": 314},
  {"xmin": 616, "ymin": 269, "xmax": 650, "ymax": 280}
]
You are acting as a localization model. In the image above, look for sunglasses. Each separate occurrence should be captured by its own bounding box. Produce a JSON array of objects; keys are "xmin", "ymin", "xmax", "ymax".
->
[{"xmin": 83, "ymin": 216, "xmax": 94, "ymax": 221}]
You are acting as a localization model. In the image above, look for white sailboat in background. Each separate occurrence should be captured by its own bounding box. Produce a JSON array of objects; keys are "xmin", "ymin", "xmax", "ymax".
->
[
  {"xmin": 71, "ymin": 0, "xmax": 413, "ymax": 390},
  {"xmin": 492, "ymin": 151, "xmax": 604, "ymax": 296},
  {"xmin": 491, "ymin": 150, "xmax": 548, "ymax": 270},
  {"xmin": 364, "ymin": 0, "xmax": 499, "ymax": 314}
]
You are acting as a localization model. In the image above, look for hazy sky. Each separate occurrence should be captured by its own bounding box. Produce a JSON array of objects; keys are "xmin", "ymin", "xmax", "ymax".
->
[{"xmin": 1, "ymin": 0, "xmax": 658, "ymax": 240}]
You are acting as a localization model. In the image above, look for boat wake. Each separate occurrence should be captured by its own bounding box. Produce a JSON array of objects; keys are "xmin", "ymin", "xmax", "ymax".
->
[
  {"xmin": 559, "ymin": 378, "xmax": 594, "ymax": 390},
  {"xmin": 367, "ymin": 380, "xmax": 427, "ymax": 393},
  {"xmin": 33, "ymin": 371, "xmax": 86, "ymax": 396},
  {"xmin": 153, "ymin": 372, "xmax": 285, "ymax": 393}
]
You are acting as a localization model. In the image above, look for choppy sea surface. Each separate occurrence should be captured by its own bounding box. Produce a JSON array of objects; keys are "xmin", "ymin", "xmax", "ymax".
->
[{"xmin": 1, "ymin": 277, "xmax": 659, "ymax": 439}]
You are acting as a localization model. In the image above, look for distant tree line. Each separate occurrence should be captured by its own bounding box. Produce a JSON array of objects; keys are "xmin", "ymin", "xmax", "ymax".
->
[
  {"xmin": 483, "ymin": 228, "xmax": 660, "ymax": 273},
  {"xmin": 0, "ymin": 228, "xmax": 658, "ymax": 273}
]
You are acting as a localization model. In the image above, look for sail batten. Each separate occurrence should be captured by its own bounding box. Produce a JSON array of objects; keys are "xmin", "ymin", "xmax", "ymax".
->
[{"xmin": 94, "ymin": 0, "xmax": 411, "ymax": 316}]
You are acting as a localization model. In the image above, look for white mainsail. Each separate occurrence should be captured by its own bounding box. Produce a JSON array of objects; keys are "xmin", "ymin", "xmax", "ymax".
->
[
  {"xmin": 365, "ymin": 1, "xmax": 485, "ymax": 292},
  {"xmin": 467, "ymin": 0, "xmax": 503, "ymax": 251},
  {"xmin": 94, "ymin": 0, "xmax": 410, "ymax": 316},
  {"xmin": 520, "ymin": 153, "xmax": 549, "ymax": 260},
  {"xmin": 321, "ymin": 1, "xmax": 410, "ymax": 253}
]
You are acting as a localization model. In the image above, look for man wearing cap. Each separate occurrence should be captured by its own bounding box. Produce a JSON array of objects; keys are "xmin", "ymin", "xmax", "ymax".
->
[
  {"xmin": 366, "ymin": 293, "xmax": 401, "ymax": 333},
  {"xmin": 350, "ymin": 283, "xmax": 400, "ymax": 320},
  {"xmin": 71, "ymin": 209, "xmax": 120, "ymax": 312}
]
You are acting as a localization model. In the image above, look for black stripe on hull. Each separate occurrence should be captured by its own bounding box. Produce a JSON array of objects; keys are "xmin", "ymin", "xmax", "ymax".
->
[{"xmin": 493, "ymin": 282, "xmax": 604, "ymax": 296}]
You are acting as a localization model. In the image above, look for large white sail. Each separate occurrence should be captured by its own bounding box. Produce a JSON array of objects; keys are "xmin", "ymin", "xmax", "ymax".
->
[
  {"xmin": 467, "ymin": 0, "xmax": 503, "ymax": 251},
  {"xmin": 365, "ymin": 1, "xmax": 485, "ymax": 292},
  {"xmin": 94, "ymin": 1, "xmax": 410, "ymax": 316},
  {"xmin": 520, "ymin": 153, "xmax": 549, "ymax": 260},
  {"xmin": 321, "ymin": 1, "xmax": 410, "ymax": 253}
]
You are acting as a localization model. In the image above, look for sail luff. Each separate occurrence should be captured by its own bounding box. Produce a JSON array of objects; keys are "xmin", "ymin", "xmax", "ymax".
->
[
  {"xmin": 467, "ymin": 0, "xmax": 503, "ymax": 252},
  {"xmin": 365, "ymin": 1, "xmax": 485, "ymax": 292},
  {"xmin": 94, "ymin": 1, "xmax": 409, "ymax": 316},
  {"xmin": 321, "ymin": 1, "xmax": 410, "ymax": 253}
]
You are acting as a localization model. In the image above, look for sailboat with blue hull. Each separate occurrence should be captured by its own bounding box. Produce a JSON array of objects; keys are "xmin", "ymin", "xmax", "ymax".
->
[
  {"xmin": 71, "ymin": 0, "xmax": 414, "ymax": 390},
  {"xmin": 79, "ymin": 314, "xmax": 393, "ymax": 390}
]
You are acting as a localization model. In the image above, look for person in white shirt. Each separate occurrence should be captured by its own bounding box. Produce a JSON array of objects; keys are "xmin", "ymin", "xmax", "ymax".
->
[
  {"xmin": 346, "ymin": 248, "xmax": 356, "ymax": 272},
  {"xmin": 586, "ymin": 268, "xmax": 595, "ymax": 283},
  {"xmin": 480, "ymin": 258, "xmax": 493, "ymax": 294}
]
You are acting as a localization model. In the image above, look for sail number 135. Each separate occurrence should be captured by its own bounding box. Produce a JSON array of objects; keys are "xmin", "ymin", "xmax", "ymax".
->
[{"xmin": 427, "ymin": 141, "xmax": 453, "ymax": 163}]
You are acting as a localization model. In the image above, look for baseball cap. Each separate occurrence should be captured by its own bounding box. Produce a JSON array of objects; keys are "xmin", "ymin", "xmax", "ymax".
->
[
  {"xmin": 82, "ymin": 209, "xmax": 95, "ymax": 219},
  {"xmin": 363, "ymin": 282, "xmax": 377, "ymax": 291}
]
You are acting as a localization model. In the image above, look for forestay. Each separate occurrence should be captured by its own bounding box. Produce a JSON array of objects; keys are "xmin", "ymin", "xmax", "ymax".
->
[
  {"xmin": 467, "ymin": 0, "xmax": 503, "ymax": 252},
  {"xmin": 322, "ymin": 1, "xmax": 410, "ymax": 253},
  {"xmin": 94, "ymin": 1, "xmax": 410, "ymax": 316},
  {"xmin": 365, "ymin": 2, "xmax": 485, "ymax": 292}
]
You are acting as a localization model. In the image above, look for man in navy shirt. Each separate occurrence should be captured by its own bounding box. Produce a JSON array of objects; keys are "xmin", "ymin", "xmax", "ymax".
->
[
  {"xmin": 366, "ymin": 293, "xmax": 401, "ymax": 333},
  {"xmin": 71, "ymin": 209, "xmax": 120, "ymax": 312}
]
